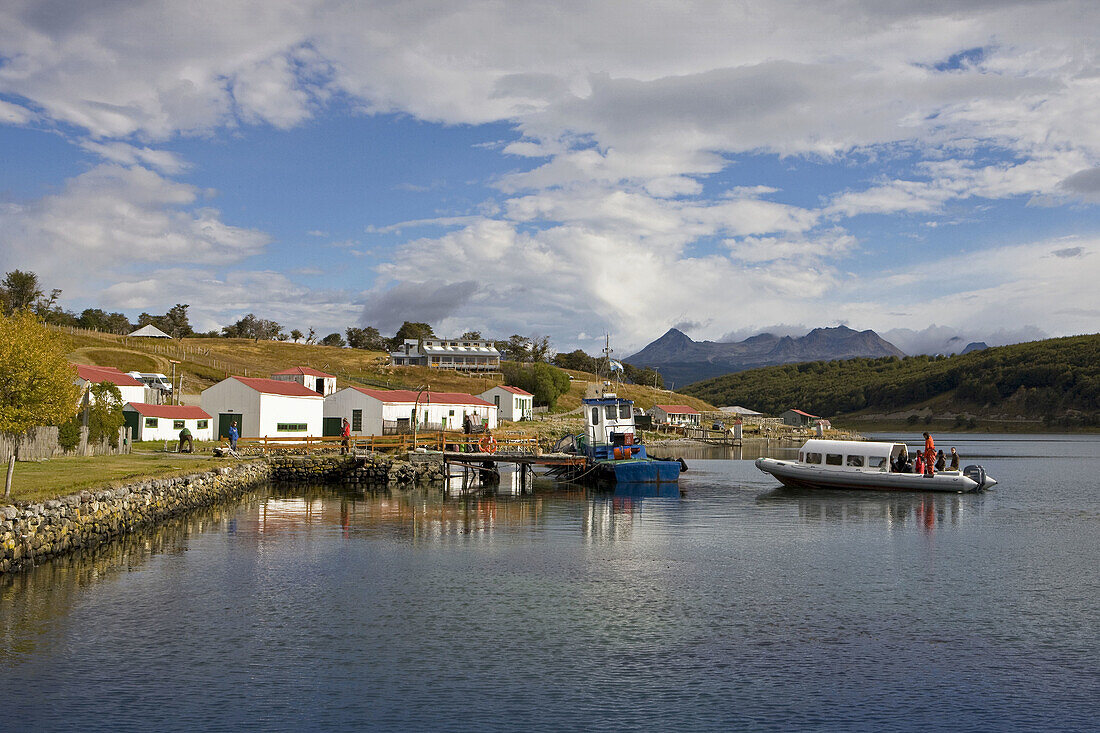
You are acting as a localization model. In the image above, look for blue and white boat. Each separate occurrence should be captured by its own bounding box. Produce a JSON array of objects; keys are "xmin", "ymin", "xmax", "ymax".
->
[{"xmin": 552, "ymin": 390, "xmax": 685, "ymax": 485}]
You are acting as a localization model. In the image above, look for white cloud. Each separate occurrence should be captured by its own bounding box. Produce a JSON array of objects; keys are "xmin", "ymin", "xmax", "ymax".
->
[{"xmin": 79, "ymin": 140, "xmax": 189, "ymax": 174}]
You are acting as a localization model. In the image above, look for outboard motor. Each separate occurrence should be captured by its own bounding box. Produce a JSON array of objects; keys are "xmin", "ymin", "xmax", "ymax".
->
[{"xmin": 963, "ymin": 465, "xmax": 995, "ymax": 491}]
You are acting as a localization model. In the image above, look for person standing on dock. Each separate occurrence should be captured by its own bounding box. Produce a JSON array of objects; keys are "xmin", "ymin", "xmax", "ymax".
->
[
  {"xmin": 923, "ymin": 432, "xmax": 936, "ymax": 476},
  {"xmin": 341, "ymin": 418, "xmax": 351, "ymax": 455}
]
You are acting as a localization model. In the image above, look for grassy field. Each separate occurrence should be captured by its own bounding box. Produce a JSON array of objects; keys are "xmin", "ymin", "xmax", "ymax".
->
[
  {"xmin": 3, "ymin": 452, "xmax": 227, "ymax": 505},
  {"xmin": 60, "ymin": 328, "xmax": 716, "ymax": 413}
]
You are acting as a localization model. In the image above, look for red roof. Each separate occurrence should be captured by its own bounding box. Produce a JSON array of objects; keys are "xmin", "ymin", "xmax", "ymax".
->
[
  {"xmin": 352, "ymin": 387, "xmax": 493, "ymax": 407},
  {"xmin": 124, "ymin": 402, "xmax": 211, "ymax": 419},
  {"xmin": 787, "ymin": 409, "xmax": 821, "ymax": 418},
  {"xmin": 656, "ymin": 404, "xmax": 700, "ymax": 414},
  {"xmin": 73, "ymin": 364, "xmax": 145, "ymax": 387},
  {"xmin": 232, "ymin": 376, "xmax": 324, "ymax": 397},
  {"xmin": 497, "ymin": 385, "xmax": 533, "ymax": 396},
  {"xmin": 272, "ymin": 366, "xmax": 336, "ymax": 378}
]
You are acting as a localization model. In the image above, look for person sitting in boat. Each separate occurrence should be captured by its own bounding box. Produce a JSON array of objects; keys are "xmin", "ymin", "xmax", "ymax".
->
[
  {"xmin": 949, "ymin": 447, "xmax": 960, "ymax": 470},
  {"xmin": 935, "ymin": 449, "xmax": 946, "ymax": 471},
  {"xmin": 892, "ymin": 448, "xmax": 910, "ymax": 473},
  {"xmin": 914, "ymin": 450, "xmax": 925, "ymax": 475}
]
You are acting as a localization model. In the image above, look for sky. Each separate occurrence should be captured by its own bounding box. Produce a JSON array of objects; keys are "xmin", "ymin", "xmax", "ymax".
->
[{"xmin": 1, "ymin": 0, "xmax": 1099, "ymax": 357}]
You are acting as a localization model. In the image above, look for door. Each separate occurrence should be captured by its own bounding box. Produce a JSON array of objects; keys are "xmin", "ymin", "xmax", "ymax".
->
[
  {"xmin": 218, "ymin": 413, "xmax": 241, "ymax": 440},
  {"xmin": 322, "ymin": 417, "xmax": 343, "ymax": 437},
  {"xmin": 123, "ymin": 411, "xmax": 140, "ymax": 440},
  {"xmin": 315, "ymin": 378, "xmax": 325, "ymax": 394}
]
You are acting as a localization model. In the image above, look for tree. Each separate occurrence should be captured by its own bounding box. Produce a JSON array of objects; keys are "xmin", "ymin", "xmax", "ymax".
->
[
  {"xmin": 346, "ymin": 326, "xmax": 387, "ymax": 350},
  {"xmin": 553, "ymin": 349, "xmax": 598, "ymax": 373},
  {"xmin": 86, "ymin": 382, "xmax": 124, "ymax": 444},
  {"xmin": 1, "ymin": 270, "xmax": 44, "ymax": 314},
  {"xmin": 529, "ymin": 336, "xmax": 552, "ymax": 363},
  {"xmin": 501, "ymin": 362, "xmax": 571, "ymax": 409},
  {"xmin": 306, "ymin": 327, "xmax": 316, "ymax": 345},
  {"xmin": 290, "ymin": 329, "xmax": 304, "ymax": 343},
  {"xmin": 320, "ymin": 332, "xmax": 346, "ymax": 347},
  {"xmin": 390, "ymin": 321, "xmax": 434, "ymax": 350},
  {"xmin": 499, "ymin": 334, "xmax": 531, "ymax": 361},
  {"xmin": 460, "ymin": 330, "xmax": 482, "ymax": 340},
  {"xmin": 222, "ymin": 313, "xmax": 284, "ymax": 341},
  {"xmin": 0, "ymin": 311, "xmax": 82, "ymax": 496},
  {"xmin": 161, "ymin": 304, "xmax": 194, "ymax": 338}
]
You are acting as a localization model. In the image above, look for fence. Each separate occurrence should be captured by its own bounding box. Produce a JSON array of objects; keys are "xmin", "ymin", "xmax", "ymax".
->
[
  {"xmin": 1, "ymin": 426, "xmax": 133, "ymax": 461},
  {"xmin": 232, "ymin": 431, "xmax": 539, "ymax": 454}
]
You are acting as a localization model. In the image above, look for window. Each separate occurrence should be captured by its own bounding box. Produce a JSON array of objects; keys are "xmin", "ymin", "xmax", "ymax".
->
[
  {"xmin": 145, "ymin": 417, "xmax": 158, "ymax": 428},
  {"xmin": 494, "ymin": 395, "xmax": 500, "ymax": 407},
  {"xmin": 591, "ymin": 407, "xmax": 600, "ymax": 425},
  {"xmin": 277, "ymin": 423, "xmax": 307, "ymax": 432},
  {"xmin": 868, "ymin": 456, "xmax": 887, "ymax": 469},
  {"xmin": 846, "ymin": 455, "xmax": 864, "ymax": 467},
  {"xmin": 804, "ymin": 452, "xmax": 822, "ymax": 464},
  {"xmin": 352, "ymin": 410, "xmax": 362, "ymax": 431},
  {"xmin": 826, "ymin": 454, "xmax": 843, "ymax": 466},
  {"xmin": 197, "ymin": 420, "xmax": 208, "ymax": 429},
  {"xmin": 173, "ymin": 420, "xmax": 185, "ymax": 430},
  {"xmin": 605, "ymin": 405, "xmax": 617, "ymax": 420},
  {"xmin": 448, "ymin": 409, "xmax": 455, "ymax": 416},
  {"xmin": 619, "ymin": 404, "xmax": 631, "ymax": 419}
]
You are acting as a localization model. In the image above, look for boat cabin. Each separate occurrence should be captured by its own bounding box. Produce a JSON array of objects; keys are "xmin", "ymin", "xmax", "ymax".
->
[
  {"xmin": 797, "ymin": 439, "xmax": 905, "ymax": 472},
  {"xmin": 583, "ymin": 394, "xmax": 643, "ymax": 461}
]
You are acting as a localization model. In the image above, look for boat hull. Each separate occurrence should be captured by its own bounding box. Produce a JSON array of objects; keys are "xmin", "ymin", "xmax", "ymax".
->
[
  {"xmin": 755, "ymin": 458, "xmax": 981, "ymax": 493},
  {"xmin": 600, "ymin": 457, "xmax": 682, "ymax": 484}
]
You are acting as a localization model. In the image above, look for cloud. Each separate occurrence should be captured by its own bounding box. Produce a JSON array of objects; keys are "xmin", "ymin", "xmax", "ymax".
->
[
  {"xmin": 79, "ymin": 140, "xmax": 189, "ymax": 174},
  {"xmin": 361, "ymin": 279, "xmax": 479, "ymax": 335},
  {"xmin": 0, "ymin": 163, "xmax": 269, "ymax": 300}
]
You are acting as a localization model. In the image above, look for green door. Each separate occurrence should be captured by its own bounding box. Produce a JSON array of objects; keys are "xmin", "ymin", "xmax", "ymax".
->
[
  {"xmin": 322, "ymin": 417, "xmax": 343, "ymax": 437},
  {"xmin": 123, "ymin": 411, "xmax": 140, "ymax": 440},
  {"xmin": 218, "ymin": 413, "xmax": 242, "ymax": 440}
]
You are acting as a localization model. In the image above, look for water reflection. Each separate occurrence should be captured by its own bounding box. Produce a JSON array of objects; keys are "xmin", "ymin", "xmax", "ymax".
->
[{"xmin": 757, "ymin": 487, "xmax": 983, "ymax": 532}]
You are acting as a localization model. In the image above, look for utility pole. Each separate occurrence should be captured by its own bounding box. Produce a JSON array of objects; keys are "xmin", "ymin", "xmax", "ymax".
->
[{"xmin": 168, "ymin": 359, "xmax": 180, "ymax": 405}]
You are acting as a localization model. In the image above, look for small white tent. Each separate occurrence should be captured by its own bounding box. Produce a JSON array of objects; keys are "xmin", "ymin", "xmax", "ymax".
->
[{"xmin": 129, "ymin": 324, "xmax": 172, "ymax": 338}]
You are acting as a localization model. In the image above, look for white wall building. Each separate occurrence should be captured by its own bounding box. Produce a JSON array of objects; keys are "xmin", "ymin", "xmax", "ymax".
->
[
  {"xmin": 201, "ymin": 376, "xmax": 325, "ymax": 440},
  {"xmin": 324, "ymin": 388, "xmax": 497, "ymax": 435},
  {"xmin": 271, "ymin": 366, "xmax": 337, "ymax": 396},
  {"xmin": 123, "ymin": 403, "xmax": 214, "ymax": 441},
  {"xmin": 647, "ymin": 404, "xmax": 701, "ymax": 426},
  {"xmin": 389, "ymin": 338, "xmax": 501, "ymax": 372},
  {"xmin": 479, "ymin": 385, "xmax": 534, "ymax": 421},
  {"xmin": 73, "ymin": 364, "xmax": 148, "ymax": 405}
]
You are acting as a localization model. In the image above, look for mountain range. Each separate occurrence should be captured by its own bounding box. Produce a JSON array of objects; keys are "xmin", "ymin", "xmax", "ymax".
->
[{"xmin": 625, "ymin": 326, "xmax": 907, "ymax": 387}]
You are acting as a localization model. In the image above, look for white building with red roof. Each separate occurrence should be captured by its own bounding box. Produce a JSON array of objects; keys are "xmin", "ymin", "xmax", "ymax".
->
[
  {"xmin": 201, "ymin": 376, "xmax": 324, "ymax": 440},
  {"xmin": 271, "ymin": 366, "xmax": 337, "ymax": 396},
  {"xmin": 479, "ymin": 385, "xmax": 534, "ymax": 421},
  {"xmin": 123, "ymin": 403, "xmax": 213, "ymax": 441},
  {"xmin": 324, "ymin": 387, "xmax": 497, "ymax": 436},
  {"xmin": 73, "ymin": 363, "xmax": 148, "ymax": 405},
  {"xmin": 647, "ymin": 404, "xmax": 701, "ymax": 427}
]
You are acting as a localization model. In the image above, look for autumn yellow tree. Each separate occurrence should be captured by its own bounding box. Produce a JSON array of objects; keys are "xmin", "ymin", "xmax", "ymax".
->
[{"xmin": 0, "ymin": 310, "xmax": 80, "ymax": 496}]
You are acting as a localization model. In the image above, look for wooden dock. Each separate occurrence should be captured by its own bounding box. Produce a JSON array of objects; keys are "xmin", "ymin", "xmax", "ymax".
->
[{"xmin": 439, "ymin": 451, "xmax": 587, "ymax": 486}]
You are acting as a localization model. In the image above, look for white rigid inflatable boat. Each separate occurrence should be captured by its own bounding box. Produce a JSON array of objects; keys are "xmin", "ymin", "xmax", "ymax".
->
[{"xmin": 755, "ymin": 439, "xmax": 998, "ymax": 493}]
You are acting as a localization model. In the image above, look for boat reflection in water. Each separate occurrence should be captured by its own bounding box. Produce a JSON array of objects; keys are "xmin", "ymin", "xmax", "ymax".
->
[{"xmin": 757, "ymin": 487, "xmax": 984, "ymax": 533}]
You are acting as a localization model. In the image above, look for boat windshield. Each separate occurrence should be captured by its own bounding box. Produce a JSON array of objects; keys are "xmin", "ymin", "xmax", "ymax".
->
[{"xmin": 619, "ymin": 403, "xmax": 631, "ymax": 419}]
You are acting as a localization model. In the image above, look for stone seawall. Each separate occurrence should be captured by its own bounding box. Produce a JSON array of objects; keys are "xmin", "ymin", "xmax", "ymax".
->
[
  {"xmin": 268, "ymin": 453, "xmax": 446, "ymax": 486},
  {"xmin": 0, "ymin": 462, "xmax": 271, "ymax": 574}
]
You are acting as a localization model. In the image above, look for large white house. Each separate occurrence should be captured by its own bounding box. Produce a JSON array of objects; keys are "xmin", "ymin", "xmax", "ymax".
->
[
  {"xmin": 123, "ymin": 403, "xmax": 213, "ymax": 441},
  {"xmin": 73, "ymin": 364, "xmax": 148, "ymax": 405},
  {"xmin": 201, "ymin": 376, "xmax": 325, "ymax": 440},
  {"xmin": 479, "ymin": 385, "xmax": 534, "ymax": 421},
  {"xmin": 324, "ymin": 387, "xmax": 497, "ymax": 435},
  {"xmin": 389, "ymin": 338, "xmax": 501, "ymax": 372},
  {"xmin": 271, "ymin": 366, "xmax": 337, "ymax": 396}
]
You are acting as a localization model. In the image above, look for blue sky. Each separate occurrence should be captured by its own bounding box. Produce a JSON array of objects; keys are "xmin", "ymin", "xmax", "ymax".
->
[{"xmin": 1, "ymin": 1, "xmax": 1098, "ymax": 355}]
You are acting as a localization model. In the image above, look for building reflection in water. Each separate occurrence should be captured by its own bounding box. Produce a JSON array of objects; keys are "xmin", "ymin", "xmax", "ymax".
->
[{"xmin": 758, "ymin": 488, "xmax": 983, "ymax": 533}]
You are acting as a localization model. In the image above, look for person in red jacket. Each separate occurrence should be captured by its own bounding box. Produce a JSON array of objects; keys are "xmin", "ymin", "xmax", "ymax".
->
[
  {"xmin": 914, "ymin": 450, "xmax": 925, "ymax": 475},
  {"xmin": 341, "ymin": 417, "xmax": 351, "ymax": 455},
  {"xmin": 923, "ymin": 432, "xmax": 936, "ymax": 476}
]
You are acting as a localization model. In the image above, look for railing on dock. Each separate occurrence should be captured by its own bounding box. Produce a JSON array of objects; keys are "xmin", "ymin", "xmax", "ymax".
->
[{"xmin": 227, "ymin": 431, "xmax": 540, "ymax": 454}]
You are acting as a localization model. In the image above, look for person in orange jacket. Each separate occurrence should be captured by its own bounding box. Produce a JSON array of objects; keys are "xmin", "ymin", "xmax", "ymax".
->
[{"xmin": 923, "ymin": 432, "xmax": 935, "ymax": 475}]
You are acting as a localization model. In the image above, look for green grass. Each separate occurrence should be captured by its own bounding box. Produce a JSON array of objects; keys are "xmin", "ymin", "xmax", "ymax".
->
[{"xmin": 3, "ymin": 453, "xmax": 227, "ymax": 505}]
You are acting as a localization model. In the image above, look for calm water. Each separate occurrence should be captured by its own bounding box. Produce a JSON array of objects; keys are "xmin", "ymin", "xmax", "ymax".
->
[{"xmin": 2, "ymin": 433, "xmax": 1097, "ymax": 732}]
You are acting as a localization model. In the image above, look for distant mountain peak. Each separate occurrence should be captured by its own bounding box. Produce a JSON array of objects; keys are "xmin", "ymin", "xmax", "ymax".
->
[{"xmin": 626, "ymin": 325, "xmax": 905, "ymax": 387}]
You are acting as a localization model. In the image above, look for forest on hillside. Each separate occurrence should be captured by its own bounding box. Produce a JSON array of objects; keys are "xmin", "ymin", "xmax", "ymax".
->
[{"xmin": 682, "ymin": 334, "xmax": 1100, "ymax": 426}]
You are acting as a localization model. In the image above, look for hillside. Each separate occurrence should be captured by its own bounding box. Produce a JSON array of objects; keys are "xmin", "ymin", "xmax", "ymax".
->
[
  {"xmin": 681, "ymin": 334, "xmax": 1100, "ymax": 429},
  {"xmin": 626, "ymin": 325, "xmax": 905, "ymax": 387},
  {"xmin": 60, "ymin": 327, "xmax": 714, "ymax": 415}
]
